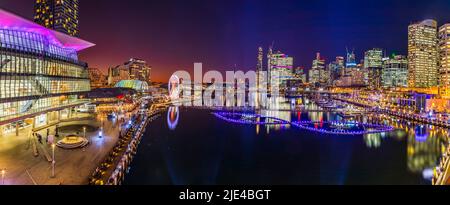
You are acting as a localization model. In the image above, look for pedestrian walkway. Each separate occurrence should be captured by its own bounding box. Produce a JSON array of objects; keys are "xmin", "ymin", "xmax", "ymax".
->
[{"xmin": 0, "ymin": 113, "xmax": 125, "ymax": 185}]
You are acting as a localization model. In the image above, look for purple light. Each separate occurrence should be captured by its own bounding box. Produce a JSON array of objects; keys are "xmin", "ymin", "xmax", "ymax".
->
[
  {"xmin": 0, "ymin": 9, "xmax": 95, "ymax": 51},
  {"xmin": 213, "ymin": 112, "xmax": 394, "ymax": 135}
]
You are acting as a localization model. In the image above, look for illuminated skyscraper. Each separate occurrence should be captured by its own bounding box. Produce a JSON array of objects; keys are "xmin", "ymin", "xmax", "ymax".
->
[
  {"xmin": 268, "ymin": 51, "xmax": 294, "ymax": 89},
  {"xmin": 364, "ymin": 48, "xmax": 383, "ymax": 89},
  {"xmin": 439, "ymin": 24, "xmax": 450, "ymax": 96},
  {"xmin": 309, "ymin": 53, "xmax": 328, "ymax": 86},
  {"xmin": 364, "ymin": 48, "xmax": 383, "ymax": 68},
  {"xmin": 256, "ymin": 47, "xmax": 264, "ymax": 90},
  {"xmin": 408, "ymin": 19, "xmax": 438, "ymax": 88},
  {"xmin": 294, "ymin": 67, "xmax": 307, "ymax": 83},
  {"xmin": 34, "ymin": 0, "xmax": 79, "ymax": 36},
  {"xmin": 382, "ymin": 55, "xmax": 408, "ymax": 88},
  {"xmin": 257, "ymin": 47, "xmax": 263, "ymax": 73},
  {"xmin": 346, "ymin": 49, "xmax": 357, "ymax": 69},
  {"xmin": 329, "ymin": 56, "xmax": 345, "ymax": 80},
  {"xmin": 267, "ymin": 46, "xmax": 273, "ymax": 87}
]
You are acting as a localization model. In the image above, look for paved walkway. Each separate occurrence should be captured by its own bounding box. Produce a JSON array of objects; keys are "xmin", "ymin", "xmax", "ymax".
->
[{"xmin": 0, "ymin": 114, "xmax": 125, "ymax": 185}]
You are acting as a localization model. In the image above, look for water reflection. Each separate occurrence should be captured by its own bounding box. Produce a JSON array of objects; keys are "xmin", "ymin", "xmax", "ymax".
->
[
  {"xmin": 133, "ymin": 96, "xmax": 450, "ymax": 184},
  {"xmin": 407, "ymin": 125, "xmax": 444, "ymax": 176},
  {"xmin": 361, "ymin": 114, "xmax": 447, "ymax": 180},
  {"xmin": 167, "ymin": 106, "xmax": 179, "ymax": 130}
]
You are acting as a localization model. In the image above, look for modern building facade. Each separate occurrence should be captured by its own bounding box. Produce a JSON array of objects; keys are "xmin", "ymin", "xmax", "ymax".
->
[
  {"xmin": 382, "ymin": 55, "xmax": 408, "ymax": 88},
  {"xmin": 329, "ymin": 56, "xmax": 345, "ymax": 83},
  {"xmin": 309, "ymin": 53, "xmax": 327, "ymax": 86},
  {"xmin": 256, "ymin": 46, "xmax": 264, "ymax": 90},
  {"xmin": 346, "ymin": 50, "xmax": 357, "ymax": 69},
  {"xmin": 127, "ymin": 58, "xmax": 151, "ymax": 83},
  {"xmin": 34, "ymin": 0, "xmax": 79, "ymax": 37},
  {"xmin": 408, "ymin": 19, "xmax": 439, "ymax": 88},
  {"xmin": 439, "ymin": 24, "xmax": 450, "ymax": 97},
  {"xmin": 364, "ymin": 48, "xmax": 383, "ymax": 69},
  {"xmin": 364, "ymin": 48, "xmax": 383, "ymax": 89},
  {"xmin": 108, "ymin": 58, "xmax": 152, "ymax": 87},
  {"xmin": 257, "ymin": 46, "xmax": 263, "ymax": 73},
  {"xmin": 0, "ymin": 9, "xmax": 94, "ymax": 135},
  {"xmin": 293, "ymin": 66, "xmax": 307, "ymax": 83},
  {"xmin": 268, "ymin": 51, "xmax": 294, "ymax": 89}
]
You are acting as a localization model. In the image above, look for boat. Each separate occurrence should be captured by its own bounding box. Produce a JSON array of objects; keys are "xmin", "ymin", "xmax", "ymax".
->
[
  {"xmin": 316, "ymin": 99, "xmax": 329, "ymax": 105},
  {"xmin": 322, "ymin": 102, "xmax": 337, "ymax": 109}
]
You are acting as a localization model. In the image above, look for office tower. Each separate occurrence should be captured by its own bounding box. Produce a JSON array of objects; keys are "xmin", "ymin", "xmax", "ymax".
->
[
  {"xmin": 439, "ymin": 24, "xmax": 450, "ymax": 97},
  {"xmin": 0, "ymin": 9, "xmax": 93, "ymax": 134},
  {"xmin": 257, "ymin": 47, "xmax": 264, "ymax": 90},
  {"xmin": 346, "ymin": 49, "xmax": 357, "ymax": 68},
  {"xmin": 268, "ymin": 51, "xmax": 294, "ymax": 89},
  {"xmin": 309, "ymin": 53, "xmax": 325, "ymax": 85},
  {"xmin": 267, "ymin": 46, "xmax": 273, "ymax": 87},
  {"xmin": 329, "ymin": 56, "xmax": 345, "ymax": 82},
  {"xmin": 382, "ymin": 55, "xmax": 408, "ymax": 88},
  {"xmin": 294, "ymin": 67, "xmax": 307, "ymax": 83},
  {"xmin": 408, "ymin": 19, "xmax": 438, "ymax": 88},
  {"xmin": 365, "ymin": 48, "xmax": 383, "ymax": 89},
  {"xmin": 364, "ymin": 48, "xmax": 383, "ymax": 68},
  {"xmin": 257, "ymin": 47, "xmax": 263, "ymax": 73},
  {"xmin": 34, "ymin": 0, "xmax": 79, "ymax": 36}
]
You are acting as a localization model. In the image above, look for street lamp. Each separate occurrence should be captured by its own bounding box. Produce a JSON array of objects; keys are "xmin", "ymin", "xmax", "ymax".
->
[
  {"xmin": 99, "ymin": 127, "xmax": 103, "ymax": 138},
  {"xmin": 83, "ymin": 126, "xmax": 86, "ymax": 138},
  {"xmin": 1, "ymin": 169, "xmax": 5, "ymax": 185},
  {"xmin": 51, "ymin": 143, "xmax": 56, "ymax": 178}
]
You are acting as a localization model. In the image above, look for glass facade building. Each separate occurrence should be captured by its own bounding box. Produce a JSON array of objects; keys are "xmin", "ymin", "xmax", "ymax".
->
[
  {"xmin": 408, "ymin": 19, "xmax": 438, "ymax": 88},
  {"xmin": 0, "ymin": 9, "xmax": 93, "ymax": 133},
  {"xmin": 382, "ymin": 55, "xmax": 408, "ymax": 88},
  {"xmin": 439, "ymin": 24, "xmax": 450, "ymax": 97},
  {"xmin": 364, "ymin": 48, "xmax": 383, "ymax": 89},
  {"xmin": 268, "ymin": 52, "xmax": 294, "ymax": 90}
]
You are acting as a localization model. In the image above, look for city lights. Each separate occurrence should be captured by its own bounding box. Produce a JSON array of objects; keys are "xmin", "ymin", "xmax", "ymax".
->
[{"xmin": 2, "ymin": 0, "xmax": 450, "ymax": 194}]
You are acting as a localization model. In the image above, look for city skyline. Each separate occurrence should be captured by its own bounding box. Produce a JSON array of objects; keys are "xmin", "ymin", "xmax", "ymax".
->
[
  {"xmin": 2, "ymin": 0, "xmax": 450, "ymax": 82},
  {"xmin": 2, "ymin": 0, "xmax": 450, "ymax": 191}
]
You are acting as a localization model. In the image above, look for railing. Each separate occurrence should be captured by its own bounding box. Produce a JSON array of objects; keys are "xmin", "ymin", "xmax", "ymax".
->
[{"xmin": 88, "ymin": 107, "xmax": 162, "ymax": 185}]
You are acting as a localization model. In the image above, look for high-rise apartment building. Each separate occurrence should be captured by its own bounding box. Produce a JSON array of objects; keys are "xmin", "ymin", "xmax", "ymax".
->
[
  {"xmin": 108, "ymin": 58, "xmax": 152, "ymax": 86},
  {"xmin": 408, "ymin": 19, "xmax": 438, "ymax": 88},
  {"xmin": 34, "ymin": 0, "xmax": 79, "ymax": 36},
  {"xmin": 127, "ymin": 58, "xmax": 152, "ymax": 83}
]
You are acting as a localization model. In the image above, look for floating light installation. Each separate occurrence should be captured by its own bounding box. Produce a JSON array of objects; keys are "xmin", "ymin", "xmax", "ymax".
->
[{"xmin": 212, "ymin": 111, "xmax": 394, "ymax": 135}]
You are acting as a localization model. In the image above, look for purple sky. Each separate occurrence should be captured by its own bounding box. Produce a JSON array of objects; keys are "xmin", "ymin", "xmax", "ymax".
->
[{"xmin": 2, "ymin": 0, "xmax": 450, "ymax": 82}]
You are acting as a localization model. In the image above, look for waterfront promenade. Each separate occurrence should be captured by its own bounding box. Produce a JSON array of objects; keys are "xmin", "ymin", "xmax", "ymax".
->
[{"xmin": 0, "ymin": 113, "xmax": 123, "ymax": 185}]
